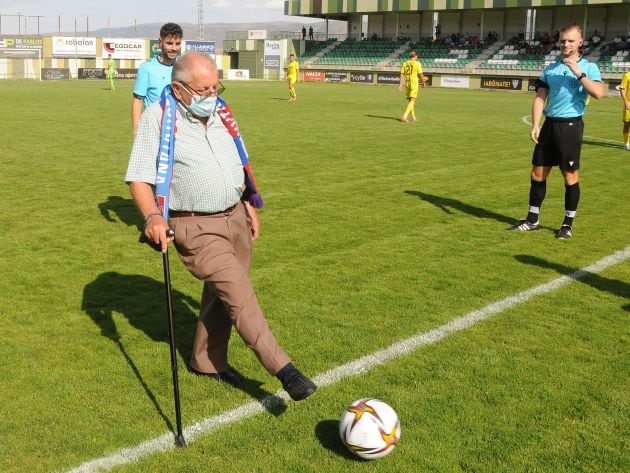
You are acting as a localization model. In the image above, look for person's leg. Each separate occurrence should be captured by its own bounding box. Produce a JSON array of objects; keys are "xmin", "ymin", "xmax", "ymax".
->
[
  {"xmin": 526, "ymin": 165, "xmax": 552, "ymax": 223},
  {"xmin": 189, "ymin": 283, "xmax": 232, "ymax": 373},
  {"xmin": 560, "ymin": 169, "xmax": 580, "ymax": 227},
  {"xmin": 402, "ymin": 97, "xmax": 415, "ymax": 121},
  {"xmin": 623, "ymin": 121, "xmax": 630, "ymax": 150},
  {"xmin": 173, "ymin": 206, "xmax": 291, "ymax": 375},
  {"xmin": 555, "ymin": 118, "xmax": 583, "ymax": 238},
  {"xmin": 289, "ymin": 81, "xmax": 296, "ymax": 100}
]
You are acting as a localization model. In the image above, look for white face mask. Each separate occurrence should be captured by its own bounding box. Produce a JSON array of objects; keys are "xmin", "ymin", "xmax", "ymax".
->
[{"xmin": 186, "ymin": 94, "xmax": 217, "ymax": 117}]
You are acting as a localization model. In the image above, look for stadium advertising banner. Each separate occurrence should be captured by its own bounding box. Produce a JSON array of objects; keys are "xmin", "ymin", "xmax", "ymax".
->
[
  {"xmin": 481, "ymin": 77, "xmax": 522, "ymax": 91},
  {"xmin": 527, "ymin": 79, "xmax": 538, "ymax": 92},
  {"xmin": 264, "ymin": 40, "xmax": 281, "ymax": 70},
  {"xmin": 52, "ymin": 37, "xmax": 97, "ymax": 58},
  {"xmin": 78, "ymin": 68, "xmax": 105, "ymax": 79},
  {"xmin": 441, "ymin": 75, "xmax": 469, "ymax": 88},
  {"xmin": 264, "ymin": 40, "xmax": 281, "ymax": 55},
  {"xmin": 78, "ymin": 68, "xmax": 138, "ymax": 80},
  {"xmin": 264, "ymin": 55, "xmax": 281, "ymax": 70},
  {"xmin": 325, "ymin": 71, "xmax": 347, "ymax": 82},
  {"xmin": 102, "ymin": 38, "xmax": 145, "ymax": 59},
  {"xmin": 377, "ymin": 72, "xmax": 399, "ymax": 84},
  {"xmin": 0, "ymin": 36, "xmax": 43, "ymax": 58},
  {"xmin": 0, "ymin": 48, "xmax": 38, "ymax": 58},
  {"xmin": 608, "ymin": 80, "xmax": 621, "ymax": 97},
  {"xmin": 376, "ymin": 72, "xmax": 433, "ymax": 86},
  {"xmin": 227, "ymin": 69, "xmax": 250, "ymax": 80},
  {"xmin": 304, "ymin": 70, "xmax": 324, "ymax": 82},
  {"xmin": 42, "ymin": 68, "xmax": 70, "ymax": 80},
  {"xmin": 185, "ymin": 41, "xmax": 216, "ymax": 59},
  {"xmin": 0, "ymin": 36, "xmax": 43, "ymax": 49},
  {"xmin": 150, "ymin": 39, "xmax": 161, "ymax": 58},
  {"xmin": 248, "ymin": 30, "xmax": 267, "ymax": 39},
  {"xmin": 350, "ymin": 72, "xmax": 373, "ymax": 84}
]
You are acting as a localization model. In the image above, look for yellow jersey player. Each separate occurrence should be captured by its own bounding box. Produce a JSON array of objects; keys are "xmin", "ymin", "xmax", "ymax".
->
[
  {"xmin": 398, "ymin": 50, "xmax": 426, "ymax": 122},
  {"xmin": 287, "ymin": 54, "xmax": 299, "ymax": 101},
  {"xmin": 620, "ymin": 70, "xmax": 630, "ymax": 151}
]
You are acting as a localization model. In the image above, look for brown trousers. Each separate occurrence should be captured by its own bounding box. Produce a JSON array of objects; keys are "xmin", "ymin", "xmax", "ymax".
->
[{"xmin": 170, "ymin": 202, "xmax": 291, "ymax": 375}]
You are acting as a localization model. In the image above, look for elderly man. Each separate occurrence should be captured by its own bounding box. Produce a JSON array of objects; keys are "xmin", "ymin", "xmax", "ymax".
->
[{"xmin": 125, "ymin": 51, "xmax": 317, "ymax": 401}]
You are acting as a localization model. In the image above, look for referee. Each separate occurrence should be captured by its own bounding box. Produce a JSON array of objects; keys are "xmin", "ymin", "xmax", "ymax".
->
[{"xmin": 508, "ymin": 24, "xmax": 604, "ymax": 239}]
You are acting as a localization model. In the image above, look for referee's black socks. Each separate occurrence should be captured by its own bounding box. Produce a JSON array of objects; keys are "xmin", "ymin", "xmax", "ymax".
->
[
  {"xmin": 563, "ymin": 182, "xmax": 580, "ymax": 227},
  {"xmin": 527, "ymin": 179, "xmax": 547, "ymax": 223}
]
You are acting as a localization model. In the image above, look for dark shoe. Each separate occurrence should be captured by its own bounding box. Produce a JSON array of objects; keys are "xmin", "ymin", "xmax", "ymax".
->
[
  {"xmin": 507, "ymin": 219, "xmax": 540, "ymax": 232},
  {"xmin": 278, "ymin": 365, "xmax": 317, "ymax": 401},
  {"xmin": 555, "ymin": 225, "xmax": 573, "ymax": 239},
  {"xmin": 189, "ymin": 366, "xmax": 243, "ymax": 387}
]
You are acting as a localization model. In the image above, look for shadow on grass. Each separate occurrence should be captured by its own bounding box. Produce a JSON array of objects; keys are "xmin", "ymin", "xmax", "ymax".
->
[
  {"xmin": 404, "ymin": 190, "xmax": 556, "ymax": 232},
  {"xmin": 365, "ymin": 114, "xmax": 403, "ymax": 122},
  {"xmin": 99, "ymin": 195, "xmax": 143, "ymax": 230},
  {"xmin": 82, "ymin": 272, "xmax": 286, "ymax": 433},
  {"xmin": 315, "ymin": 419, "xmax": 362, "ymax": 461},
  {"xmin": 514, "ymin": 254, "xmax": 630, "ymax": 311},
  {"xmin": 582, "ymin": 138, "xmax": 624, "ymax": 150}
]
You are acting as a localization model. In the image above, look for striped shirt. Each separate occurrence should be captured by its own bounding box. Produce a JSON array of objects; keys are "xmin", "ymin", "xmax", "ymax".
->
[{"xmin": 125, "ymin": 101, "xmax": 245, "ymax": 213}]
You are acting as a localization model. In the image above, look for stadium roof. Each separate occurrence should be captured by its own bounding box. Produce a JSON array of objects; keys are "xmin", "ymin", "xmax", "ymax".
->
[{"xmin": 285, "ymin": 0, "xmax": 628, "ymax": 17}]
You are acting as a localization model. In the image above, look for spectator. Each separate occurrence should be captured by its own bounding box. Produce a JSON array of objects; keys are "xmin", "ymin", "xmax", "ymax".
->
[
  {"xmin": 309, "ymin": 25, "xmax": 314, "ymax": 41},
  {"xmin": 302, "ymin": 26, "xmax": 306, "ymax": 40}
]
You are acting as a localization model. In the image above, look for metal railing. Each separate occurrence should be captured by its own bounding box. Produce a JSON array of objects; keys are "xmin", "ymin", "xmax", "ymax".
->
[{"xmin": 225, "ymin": 30, "xmax": 346, "ymax": 41}]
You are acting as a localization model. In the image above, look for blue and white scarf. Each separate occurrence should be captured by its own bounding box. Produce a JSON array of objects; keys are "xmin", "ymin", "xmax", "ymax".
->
[{"xmin": 155, "ymin": 85, "xmax": 263, "ymax": 221}]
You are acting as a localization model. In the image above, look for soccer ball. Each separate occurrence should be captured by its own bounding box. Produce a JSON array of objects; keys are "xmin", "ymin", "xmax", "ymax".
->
[{"xmin": 339, "ymin": 398, "xmax": 401, "ymax": 460}]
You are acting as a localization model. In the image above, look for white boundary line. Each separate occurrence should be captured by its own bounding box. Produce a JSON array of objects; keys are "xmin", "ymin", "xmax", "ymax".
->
[
  {"xmin": 65, "ymin": 247, "xmax": 630, "ymax": 473},
  {"xmin": 520, "ymin": 115, "xmax": 623, "ymax": 144}
]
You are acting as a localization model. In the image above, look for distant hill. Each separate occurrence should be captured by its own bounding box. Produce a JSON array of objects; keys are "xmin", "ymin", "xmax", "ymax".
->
[{"xmin": 47, "ymin": 20, "xmax": 347, "ymax": 49}]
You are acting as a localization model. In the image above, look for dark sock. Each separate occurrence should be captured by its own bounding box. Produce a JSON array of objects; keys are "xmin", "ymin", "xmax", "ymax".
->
[
  {"xmin": 527, "ymin": 179, "xmax": 546, "ymax": 223},
  {"xmin": 276, "ymin": 363, "xmax": 295, "ymax": 382},
  {"xmin": 563, "ymin": 182, "xmax": 580, "ymax": 226}
]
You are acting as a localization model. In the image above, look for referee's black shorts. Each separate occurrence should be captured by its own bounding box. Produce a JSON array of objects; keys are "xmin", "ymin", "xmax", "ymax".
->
[{"xmin": 532, "ymin": 116, "xmax": 583, "ymax": 171}]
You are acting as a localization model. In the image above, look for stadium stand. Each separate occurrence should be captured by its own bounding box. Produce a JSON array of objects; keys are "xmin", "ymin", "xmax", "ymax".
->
[{"xmin": 311, "ymin": 39, "xmax": 408, "ymax": 67}]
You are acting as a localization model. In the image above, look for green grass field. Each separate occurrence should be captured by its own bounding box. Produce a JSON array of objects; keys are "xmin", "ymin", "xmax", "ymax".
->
[{"xmin": 0, "ymin": 78, "xmax": 628, "ymax": 473}]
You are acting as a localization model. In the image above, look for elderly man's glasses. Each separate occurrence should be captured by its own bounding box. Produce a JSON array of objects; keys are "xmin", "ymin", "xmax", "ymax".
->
[{"xmin": 179, "ymin": 80, "xmax": 225, "ymax": 97}]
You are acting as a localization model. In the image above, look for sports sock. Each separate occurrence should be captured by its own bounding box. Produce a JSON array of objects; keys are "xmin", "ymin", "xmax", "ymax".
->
[
  {"xmin": 527, "ymin": 179, "xmax": 546, "ymax": 223},
  {"xmin": 624, "ymin": 131, "xmax": 630, "ymax": 145},
  {"xmin": 563, "ymin": 182, "xmax": 580, "ymax": 226},
  {"xmin": 275, "ymin": 363, "xmax": 295, "ymax": 382},
  {"xmin": 404, "ymin": 101, "xmax": 414, "ymax": 118}
]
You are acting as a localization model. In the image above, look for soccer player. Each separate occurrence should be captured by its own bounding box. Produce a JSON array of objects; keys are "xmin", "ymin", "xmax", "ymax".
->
[
  {"xmin": 287, "ymin": 54, "xmax": 299, "ymax": 101},
  {"xmin": 131, "ymin": 22, "xmax": 183, "ymax": 134},
  {"xmin": 508, "ymin": 24, "xmax": 604, "ymax": 239},
  {"xmin": 398, "ymin": 50, "xmax": 426, "ymax": 122},
  {"xmin": 620, "ymin": 70, "xmax": 630, "ymax": 151},
  {"xmin": 105, "ymin": 53, "xmax": 116, "ymax": 91}
]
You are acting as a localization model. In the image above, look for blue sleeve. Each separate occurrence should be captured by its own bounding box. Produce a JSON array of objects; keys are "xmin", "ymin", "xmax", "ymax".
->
[
  {"xmin": 586, "ymin": 62, "xmax": 602, "ymax": 82},
  {"xmin": 133, "ymin": 62, "xmax": 149, "ymax": 98}
]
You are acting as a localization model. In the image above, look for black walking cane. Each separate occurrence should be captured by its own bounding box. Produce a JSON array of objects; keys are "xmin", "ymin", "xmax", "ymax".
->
[
  {"xmin": 142, "ymin": 229, "xmax": 186, "ymax": 447},
  {"xmin": 162, "ymin": 231, "xmax": 186, "ymax": 447}
]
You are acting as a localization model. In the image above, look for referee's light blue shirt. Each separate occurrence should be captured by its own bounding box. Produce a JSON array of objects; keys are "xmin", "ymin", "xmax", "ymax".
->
[
  {"xmin": 133, "ymin": 56, "xmax": 175, "ymax": 108},
  {"xmin": 539, "ymin": 58, "xmax": 601, "ymax": 118}
]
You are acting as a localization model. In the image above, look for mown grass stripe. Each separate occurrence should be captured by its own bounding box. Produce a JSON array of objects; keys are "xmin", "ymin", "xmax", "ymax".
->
[{"xmin": 65, "ymin": 246, "xmax": 630, "ymax": 473}]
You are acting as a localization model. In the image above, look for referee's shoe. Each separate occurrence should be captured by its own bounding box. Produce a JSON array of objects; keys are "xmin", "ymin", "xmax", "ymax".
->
[
  {"xmin": 555, "ymin": 225, "xmax": 573, "ymax": 239},
  {"xmin": 507, "ymin": 219, "xmax": 540, "ymax": 232}
]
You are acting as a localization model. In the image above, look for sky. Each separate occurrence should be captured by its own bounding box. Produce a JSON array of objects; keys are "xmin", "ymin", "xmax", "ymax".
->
[{"xmin": 0, "ymin": 0, "xmax": 316, "ymax": 35}]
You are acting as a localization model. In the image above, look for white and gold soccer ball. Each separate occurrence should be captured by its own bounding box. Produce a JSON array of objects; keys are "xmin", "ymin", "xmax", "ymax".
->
[{"xmin": 339, "ymin": 398, "xmax": 401, "ymax": 460}]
